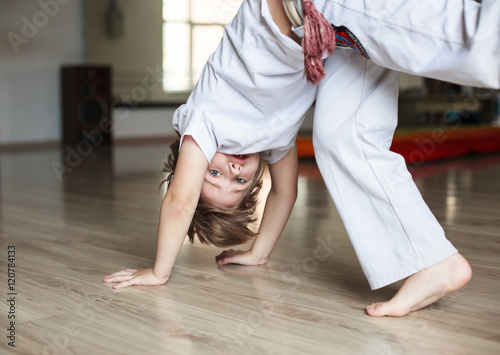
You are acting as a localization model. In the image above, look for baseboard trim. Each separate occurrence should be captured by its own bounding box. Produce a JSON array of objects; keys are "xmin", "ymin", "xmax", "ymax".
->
[
  {"xmin": 0, "ymin": 136, "xmax": 181, "ymax": 152},
  {"xmin": 0, "ymin": 140, "xmax": 60, "ymax": 152},
  {"xmin": 112, "ymin": 135, "xmax": 177, "ymax": 146}
]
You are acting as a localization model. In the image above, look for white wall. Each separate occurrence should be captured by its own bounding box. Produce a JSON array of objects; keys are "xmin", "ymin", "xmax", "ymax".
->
[
  {"xmin": 0, "ymin": 0, "xmax": 84, "ymax": 146},
  {"xmin": 85, "ymin": 0, "xmax": 161, "ymax": 72},
  {"xmin": 85, "ymin": 0, "xmax": 174, "ymax": 103}
]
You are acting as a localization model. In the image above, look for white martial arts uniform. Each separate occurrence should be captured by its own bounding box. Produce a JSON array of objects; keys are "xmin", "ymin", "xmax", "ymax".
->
[
  {"xmin": 294, "ymin": 0, "xmax": 500, "ymax": 89},
  {"xmin": 173, "ymin": 0, "xmax": 498, "ymax": 289},
  {"xmin": 173, "ymin": 0, "xmax": 317, "ymax": 165},
  {"xmin": 313, "ymin": 49, "xmax": 458, "ymax": 289},
  {"xmin": 297, "ymin": 0, "xmax": 497, "ymax": 288}
]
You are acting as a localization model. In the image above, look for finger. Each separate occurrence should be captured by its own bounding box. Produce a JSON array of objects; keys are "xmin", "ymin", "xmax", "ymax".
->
[
  {"xmin": 217, "ymin": 254, "xmax": 241, "ymax": 265},
  {"xmin": 103, "ymin": 274, "xmax": 135, "ymax": 283},
  {"xmin": 217, "ymin": 257, "xmax": 230, "ymax": 265},
  {"xmin": 113, "ymin": 279, "xmax": 135, "ymax": 289},
  {"xmin": 105, "ymin": 269, "xmax": 137, "ymax": 277},
  {"xmin": 215, "ymin": 250, "xmax": 233, "ymax": 261},
  {"xmin": 215, "ymin": 252, "xmax": 227, "ymax": 261}
]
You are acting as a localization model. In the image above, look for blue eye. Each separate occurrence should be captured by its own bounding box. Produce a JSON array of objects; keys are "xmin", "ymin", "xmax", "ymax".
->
[
  {"xmin": 235, "ymin": 177, "xmax": 246, "ymax": 184},
  {"xmin": 209, "ymin": 170, "xmax": 221, "ymax": 177}
]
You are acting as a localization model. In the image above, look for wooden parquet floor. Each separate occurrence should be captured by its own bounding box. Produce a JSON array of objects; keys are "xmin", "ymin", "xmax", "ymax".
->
[{"xmin": 1, "ymin": 142, "xmax": 499, "ymax": 354}]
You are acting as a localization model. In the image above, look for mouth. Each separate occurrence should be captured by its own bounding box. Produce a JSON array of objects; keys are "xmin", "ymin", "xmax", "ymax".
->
[{"xmin": 233, "ymin": 154, "xmax": 249, "ymax": 164}]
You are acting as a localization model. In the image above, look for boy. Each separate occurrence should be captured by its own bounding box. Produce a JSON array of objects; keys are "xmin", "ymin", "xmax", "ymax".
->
[
  {"xmin": 103, "ymin": 138, "xmax": 300, "ymax": 288},
  {"xmin": 106, "ymin": 0, "xmax": 497, "ymax": 316},
  {"xmin": 105, "ymin": 0, "xmax": 315, "ymax": 289}
]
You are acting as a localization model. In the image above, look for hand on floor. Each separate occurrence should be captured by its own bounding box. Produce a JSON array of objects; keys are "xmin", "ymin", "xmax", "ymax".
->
[
  {"xmin": 103, "ymin": 268, "xmax": 168, "ymax": 289},
  {"xmin": 215, "ymin": 249, "xmax": 268, "ymax": 266}
]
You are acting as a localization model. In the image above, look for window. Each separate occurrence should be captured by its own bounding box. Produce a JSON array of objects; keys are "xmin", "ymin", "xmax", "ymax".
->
[{"xmin": 162, "ymin": 0, "xmax": 243, "ymax": 93}]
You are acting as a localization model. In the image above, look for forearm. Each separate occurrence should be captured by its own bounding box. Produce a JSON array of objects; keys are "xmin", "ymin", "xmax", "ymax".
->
[
  {"xmin": 251, "ymin": 186, "xmax": 297, "ymax": 262},
  {"xmin": 250, "ymin": 147, "xmax": 298, "ymax": 262},
  {"xmin": 151, "ymin": 135, "xmax": 207, "ymax": 280},
  {"xmin": 152, "ymin": 197, "xmax": 197, "ymax": 279}
]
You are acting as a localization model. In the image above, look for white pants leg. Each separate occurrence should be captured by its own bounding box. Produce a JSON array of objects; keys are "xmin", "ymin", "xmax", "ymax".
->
[
  {"xmin": 312, "ymin": 49, "xmax": 457, "ymax": 290},
  {"xmin": 314, "ymin": 0, "xmax": 500, "ymax": 89}
]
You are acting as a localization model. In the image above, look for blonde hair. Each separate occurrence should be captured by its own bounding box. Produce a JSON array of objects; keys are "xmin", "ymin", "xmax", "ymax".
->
[{"xmin": 162, "ymin": 138, "xmax": 265, "ymax": 247}]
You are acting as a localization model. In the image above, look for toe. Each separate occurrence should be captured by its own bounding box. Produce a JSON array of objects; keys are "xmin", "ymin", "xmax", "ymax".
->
[{"xmin": 365, "ymin": 302, "xmax": 384, "ymax": 317}]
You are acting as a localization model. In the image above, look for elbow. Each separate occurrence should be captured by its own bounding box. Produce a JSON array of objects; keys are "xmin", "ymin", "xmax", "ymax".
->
[
  {"xmin": 270, "ymin": 183, "xmax": 298, "ymax": 204},
  {"xmin": 162, "ymin": 193, "xmax": 198, "ymax": 219}
]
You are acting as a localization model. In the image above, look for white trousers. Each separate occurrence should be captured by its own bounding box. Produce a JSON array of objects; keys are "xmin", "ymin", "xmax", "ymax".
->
[
  {"xmin": 313, "ymin": 49, "xmax": 458, "ymax": 289},
  {"xmin": 314, "ymin": 0, "xmax": 500, "ymax": 89},
  {"xmin": 308, "ymin": 0, "xmax": 498, "ymax": 289}
]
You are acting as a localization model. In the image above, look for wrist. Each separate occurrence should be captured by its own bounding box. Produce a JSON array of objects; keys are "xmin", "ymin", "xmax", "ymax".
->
[
  {"xmin": 250, "ymin": 246, "xmax": 270, "ymax": 264},
  {"xmin": 152, "ymin": 265, "xmax": 171, "ymax": 282}
]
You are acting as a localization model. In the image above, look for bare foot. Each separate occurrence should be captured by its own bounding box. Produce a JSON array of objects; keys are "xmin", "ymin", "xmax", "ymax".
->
[{"xmin": 365, "ymin": 253, "xmax": 472, "ymax": 317}]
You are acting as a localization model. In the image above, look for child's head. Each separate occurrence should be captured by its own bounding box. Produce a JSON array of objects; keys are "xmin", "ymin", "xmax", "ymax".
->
[
  {"xmin": 201, "ymin": 152, "xmax": 261, "ymax": 208},
  {"xmin": 163, "ymin": 138, "xmax": 265, "ymax": 247}
]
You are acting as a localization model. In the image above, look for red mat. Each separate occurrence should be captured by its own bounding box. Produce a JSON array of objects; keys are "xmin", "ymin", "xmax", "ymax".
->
[{"xmin": 297, "ymin": 126, "xmax": 500, "ymax": 163}]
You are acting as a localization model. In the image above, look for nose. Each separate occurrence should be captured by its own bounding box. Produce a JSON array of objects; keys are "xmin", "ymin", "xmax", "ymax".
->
[{"xmin": 229, "ymin": 162, "xmax": 242, "ymax": 174}]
